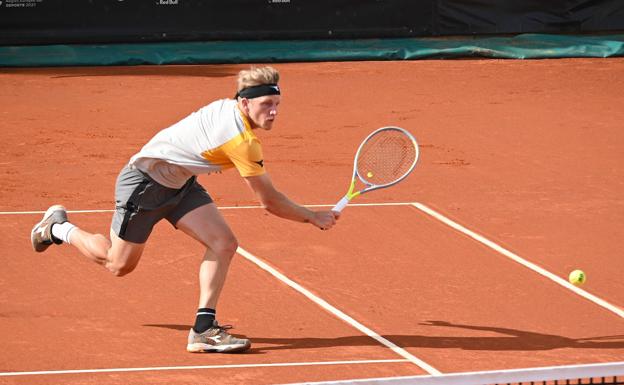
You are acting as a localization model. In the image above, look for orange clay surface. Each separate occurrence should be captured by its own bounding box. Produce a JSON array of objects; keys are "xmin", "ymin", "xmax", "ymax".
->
[{"xmin": 1, "ymin": 59, "xmax": 623, "ymax": 384}]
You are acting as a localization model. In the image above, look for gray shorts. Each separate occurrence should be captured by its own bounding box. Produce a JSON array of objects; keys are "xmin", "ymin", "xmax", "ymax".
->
[{"xmin": 111, "ymin": 164, "xmax": 213, "ymax": 243}]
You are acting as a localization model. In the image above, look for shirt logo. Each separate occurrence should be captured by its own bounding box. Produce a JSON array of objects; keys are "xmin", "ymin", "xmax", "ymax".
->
[{"xmin": 254, "ymin": 160, "xmax": 264, "ymax": 167}]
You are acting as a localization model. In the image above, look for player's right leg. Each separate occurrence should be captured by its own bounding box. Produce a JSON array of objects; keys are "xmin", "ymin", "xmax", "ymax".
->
[
  {"xmin": 30, "ymin": 204, "xmax": 68, "ymax": 252},
  {"xmin": 70, "ymin": 228, "xmax": 145, "ymax": 276},
  {"xmin": 31, "ymin": 204, "xmax": 146, "ymax": 276},
  {"xmin": 31, "ymin": 165, "xmax": 159, "ymax": 276}
]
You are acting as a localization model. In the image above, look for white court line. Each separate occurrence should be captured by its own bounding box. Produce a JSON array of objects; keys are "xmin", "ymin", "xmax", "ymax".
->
[
  {"xmin": 283, "ymin": 361, "xmax": 624, "ymax": 385},
  {"xmin": 4, "ymin": 201, "xmax": 622, "ymax": 378},
  {"xmin": 0, "ymin": 359, "xmax": 409, "ymax": 377},
  {"xmin": 0, "ymin": 202, "xmax": 412, "ymax": 215},
  {"xmin": 237, "ymin": 247, "xmax": 442, "ymax": 376},
  {"xmin": 5, "ymin": 201, "xmax": 622, "ymax": 320},
  {"xmin": 411, "ymin": 202, "xmax": 624, "ymax": 319}
]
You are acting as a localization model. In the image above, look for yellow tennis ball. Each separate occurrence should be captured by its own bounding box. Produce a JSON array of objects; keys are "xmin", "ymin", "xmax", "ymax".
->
[
  {"xmin": 366, "ymin": 171, "xmax": 374, "ymax": 178},
  {"xmin": 568, "ymin": 269, "xmax": 586, "ymax": 286}
]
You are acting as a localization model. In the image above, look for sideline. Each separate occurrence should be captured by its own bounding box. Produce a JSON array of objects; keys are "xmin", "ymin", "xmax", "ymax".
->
[
  {"xmin": 411, "ymin": 202, "xmax": 624, "ymax": 319},
  {"xmin": 237, "ymin": 246, "xmax": 442, "ymax": 375}
]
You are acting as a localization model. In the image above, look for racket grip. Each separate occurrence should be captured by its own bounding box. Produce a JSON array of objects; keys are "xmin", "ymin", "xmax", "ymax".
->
[{"xmin": 332, "ymin": 196, "xmax": 350, "ymax": 213}]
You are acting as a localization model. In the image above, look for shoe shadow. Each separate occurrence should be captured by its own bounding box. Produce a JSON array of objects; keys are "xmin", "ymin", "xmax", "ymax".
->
[
  {"xmin": 143, "ymin": 321, "xmax": 624, "ymax": 353},
  {"xmin": 144, "ymin": 324, "xmax": 190, "ymax": 331}
]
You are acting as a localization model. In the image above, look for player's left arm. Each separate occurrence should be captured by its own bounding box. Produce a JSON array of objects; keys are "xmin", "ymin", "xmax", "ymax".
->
[{"xmin": 244, "ymin": 173, "xmax": 338, "ymax": 230}]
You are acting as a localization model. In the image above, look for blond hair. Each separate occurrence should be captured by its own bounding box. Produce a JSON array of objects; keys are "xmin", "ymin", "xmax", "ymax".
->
[{"xmin": 236, "ymin": 66, "xmax": 280, "ymax": 92}]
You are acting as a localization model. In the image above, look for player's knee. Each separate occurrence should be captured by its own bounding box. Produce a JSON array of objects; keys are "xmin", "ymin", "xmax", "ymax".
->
[
  {"xmin": 106, "ymin": 251, "xmax": 141, "ymax": 277},
  {"xmin": 109, "ymin": 263, "xmax": 137, "ymax": 277},
  {"xmin": 214, "ymin": 236, "xmax": 238, "ymax": 260}
]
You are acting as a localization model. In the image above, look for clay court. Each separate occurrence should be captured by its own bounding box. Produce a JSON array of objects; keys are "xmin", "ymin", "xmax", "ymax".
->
[{"xmin": 1, "ymin": 58, "xmax": 623, "ymax": 384}]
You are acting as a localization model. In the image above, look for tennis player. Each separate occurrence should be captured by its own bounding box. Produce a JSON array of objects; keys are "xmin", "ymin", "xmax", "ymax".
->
[{"xmin": 30, "ymin": 66, "xmax": 339, "ymax": 353}]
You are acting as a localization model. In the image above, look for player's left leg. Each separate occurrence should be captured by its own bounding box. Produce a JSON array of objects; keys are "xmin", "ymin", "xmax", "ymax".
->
[
  {"xmin": 175, "ymin": 202, "xmax": 239, "ymax": 310},
  {"xmin": 174, "ymin": 202, "xmax": 251, "ymax": 353},
  {"xmin": 167, "ymin": 182, "xmax": 250, "ymax": 353}
]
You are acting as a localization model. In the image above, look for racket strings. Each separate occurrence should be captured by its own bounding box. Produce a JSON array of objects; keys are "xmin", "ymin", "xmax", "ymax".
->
[{"xmin": 356, "ymin": 131, "xmax": 416, "ymax": 186}]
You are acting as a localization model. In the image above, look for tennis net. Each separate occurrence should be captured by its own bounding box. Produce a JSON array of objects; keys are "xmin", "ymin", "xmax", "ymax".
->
[{"xmin": 279, "ymin": 361, "xmax": 624, "ymax": 385}]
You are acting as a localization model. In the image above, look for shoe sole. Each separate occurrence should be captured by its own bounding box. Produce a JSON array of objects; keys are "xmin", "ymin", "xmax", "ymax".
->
[
  {"xmin": 31, "ymin": 204, "xmax": 67, "ymax": 252},
  {"xmin": 187, "ymin": 341, "xmax": 251, "ymax": 353}
]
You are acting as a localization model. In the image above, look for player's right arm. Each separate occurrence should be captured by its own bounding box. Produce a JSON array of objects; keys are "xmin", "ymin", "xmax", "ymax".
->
[{"xmin": 244, "ymin": 173, "xmax": 338, "ymax": 230}]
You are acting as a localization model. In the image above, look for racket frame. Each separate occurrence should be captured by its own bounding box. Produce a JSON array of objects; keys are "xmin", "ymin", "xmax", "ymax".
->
[{"xmin": 333, "ymin": 126, "xmax": 419, "ymax": 212}]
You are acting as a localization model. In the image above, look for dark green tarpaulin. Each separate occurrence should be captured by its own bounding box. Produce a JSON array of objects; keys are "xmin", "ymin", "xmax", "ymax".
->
[{"xmin": 1, "ymin": 34, "xmax": 623, "ymax": 67}]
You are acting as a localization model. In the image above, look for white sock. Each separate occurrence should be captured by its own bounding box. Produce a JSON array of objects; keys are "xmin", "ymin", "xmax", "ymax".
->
[{"xmin": 51, "ymin": 222, "xmax": 77, "ymax": 244}]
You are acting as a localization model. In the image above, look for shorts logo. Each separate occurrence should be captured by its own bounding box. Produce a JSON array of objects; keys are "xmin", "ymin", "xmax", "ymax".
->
[{"xmin": 254, "ymin": 160, "xmax": 264, "ymax": 167}]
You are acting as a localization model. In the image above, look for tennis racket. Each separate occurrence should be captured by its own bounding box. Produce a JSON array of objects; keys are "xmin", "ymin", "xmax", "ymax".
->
[{"xmin": 332, "ymin": 126, "xmax": 419, "ymax": 213}]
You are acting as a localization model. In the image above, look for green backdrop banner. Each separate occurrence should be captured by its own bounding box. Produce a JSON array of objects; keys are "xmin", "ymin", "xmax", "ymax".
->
[{"xmin": 1, "ymin": 34, "xmax": 623, "ymax": 68}]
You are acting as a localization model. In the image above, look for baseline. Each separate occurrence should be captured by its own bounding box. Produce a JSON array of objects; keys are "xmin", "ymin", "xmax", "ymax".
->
[
  {"xmin": 6, "ymin": 201, "xmax": 621, "ymax": 321},
  {"xmin": 0, "ymin": 202, "xmax": 411, "ymax": 216},
  {"xmin": 5, "ymin": 201, "xmax": 621, "ymax": 320},
  {"xmin": 0, "ymin": 359, "xmax": 408, "ymax": 377}
]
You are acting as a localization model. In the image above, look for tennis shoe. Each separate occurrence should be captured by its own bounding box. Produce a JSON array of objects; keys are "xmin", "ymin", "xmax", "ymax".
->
[
  {"xmin": 31, "ymin": 205, "xmax": 68, "ymax": 252},
  {"xmin": 187, "ymin": 321, "xmax": 251, "ymax": 353}
]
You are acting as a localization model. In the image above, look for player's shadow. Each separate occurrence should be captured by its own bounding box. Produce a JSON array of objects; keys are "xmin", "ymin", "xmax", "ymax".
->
[{"xmin": 143, "ymin": 321, "xmax": 624, "ymax": 353}]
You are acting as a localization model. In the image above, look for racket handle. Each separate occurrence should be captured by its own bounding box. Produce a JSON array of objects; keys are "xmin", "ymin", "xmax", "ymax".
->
[{"xmin": 332, "ymin": 196, "xmax": 350, "ymax": 213}]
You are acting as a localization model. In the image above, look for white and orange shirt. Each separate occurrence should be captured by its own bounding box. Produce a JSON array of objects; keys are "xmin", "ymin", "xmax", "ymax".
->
[{"xmin": 129, "ymin": 99, "xmax": 265, "ymax": 188}]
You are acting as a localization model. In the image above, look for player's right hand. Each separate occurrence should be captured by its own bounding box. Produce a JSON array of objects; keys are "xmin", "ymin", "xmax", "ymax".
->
[{"xmin": 311, "ymin": 210, "xmax": 339, "ymax": 230}]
